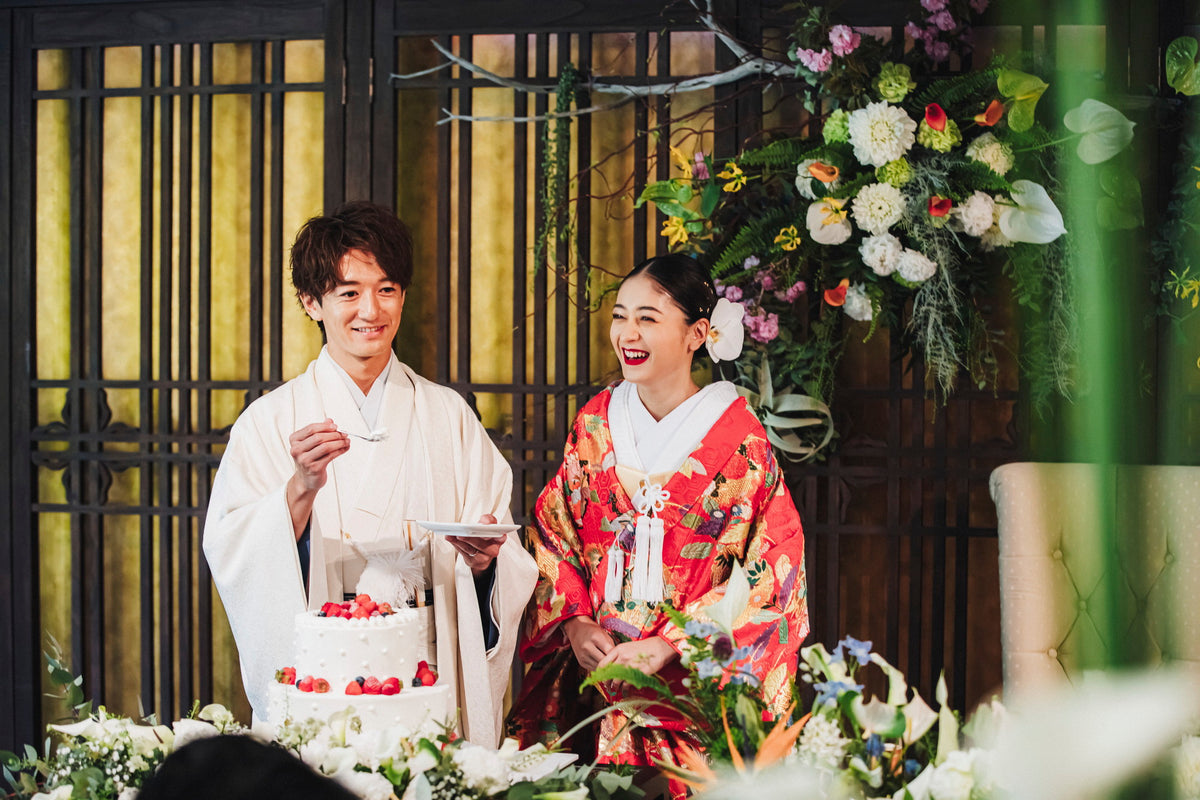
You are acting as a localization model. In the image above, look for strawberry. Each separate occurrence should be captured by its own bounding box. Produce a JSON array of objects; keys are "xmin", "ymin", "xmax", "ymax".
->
[
  {"xmin": 320, "ymin": 602, "xmax": 341, "ymax": 617},
  {"xmin": 354, "ymin": 593, "xmax": 373, "ymax": 606},
  {"xmin": 313, "ymin": 678, "xmax": 331, "ymax": 693},
  {"xmin": 419, "ymin": 671, "xmax": 436, "ymax": 687},
  {"xmin": 377, "ymin": 602, "xmax": 393, "ymax": 615},
  {"xmin": 297, "ymin": 676, "xmax": 314, "ymax": 693},
  {"xmin": 381, "ymin": 677, "xmax": 401, "ymax": 695},
  {"xmin": 276, "ymin": 667, "xmax": 297, "ymax": 685},
  {"xmin": 351, "ymin": 605, "xmax": 371, "ymax": 619},
  {"xmin": 362, "ymin": 677, "xmax": 383, "ymax": 695},
  {"xmin": 417, "ymin": 660, "xmax": 429, "ymax": 672},
  {"xmin": 345, "ymin": 680, "xmax": 363, "ymax": 695}
]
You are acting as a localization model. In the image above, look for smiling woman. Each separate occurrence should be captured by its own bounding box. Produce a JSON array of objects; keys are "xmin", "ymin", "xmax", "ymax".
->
[{"xmin": 508, "ymin": 254, "xmax": 809, "ymax": 798}]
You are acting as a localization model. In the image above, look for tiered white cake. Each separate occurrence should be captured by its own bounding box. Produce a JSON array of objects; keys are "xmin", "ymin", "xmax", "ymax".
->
[{"xmin": 267, "ymin": 596, "xmax": 452, "ymax": 732}]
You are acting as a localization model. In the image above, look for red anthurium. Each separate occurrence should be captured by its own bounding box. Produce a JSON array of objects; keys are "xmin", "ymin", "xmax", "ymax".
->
[
  {"xmin": 824, "ymin": 278, "xmax": 850, "ymax": 307},
  {"xmin": 928, "ymin": 195, "xmax": 953, "ymax": 217},
  {"xmin": 975, "ymin": 99, "xmax": 1004, "ymax": 126},
  {"xmin": 925, "ymin": 103, "xmax": 947, "ymax": 132}
]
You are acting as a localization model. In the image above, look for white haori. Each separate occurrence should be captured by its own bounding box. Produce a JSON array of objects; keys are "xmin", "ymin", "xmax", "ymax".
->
[
  {"xmin": 604, "ymin": 380, "xmax": 738, "ymax": 602},
  {"xmin": 203, "ymin": 347, "xmax": 537, "ymax": 746}
]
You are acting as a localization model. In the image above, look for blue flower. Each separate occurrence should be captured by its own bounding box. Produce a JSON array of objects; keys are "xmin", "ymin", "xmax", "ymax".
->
[
  {"xmin": 728, "ymin": 670, "xmax": 761, "ymax": 688},
  {"xmin": 864, "ymin": 734, "xmax": 884, "ymax": 758},
  {"xmin": 904, "ymin": 759, "xmax": 921, "ymax": 777},
  {"xmin": 838, "ymin": 636, "xmax": 873, "ymax": 666},
  {"xmin": 813, "ymin": 679, "xmax": 862, "ymax": 705},
  {"xmin": 684, "ymin": 620, "xmax": 720, "ymax": 639},
  {"xmin": 696, "ymin": 659, "xmax": 722, "ymax": 680}
]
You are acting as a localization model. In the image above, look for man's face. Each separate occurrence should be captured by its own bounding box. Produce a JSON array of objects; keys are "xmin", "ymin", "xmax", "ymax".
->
[{"xmin": 301, "ymin": 248, "xmax": 405, "ymax": 372}]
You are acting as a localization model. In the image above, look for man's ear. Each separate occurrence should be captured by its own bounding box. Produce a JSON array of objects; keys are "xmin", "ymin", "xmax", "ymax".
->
[{"xmin": 300, "ymin": 293, "xmax": 323, "ymax": 321}]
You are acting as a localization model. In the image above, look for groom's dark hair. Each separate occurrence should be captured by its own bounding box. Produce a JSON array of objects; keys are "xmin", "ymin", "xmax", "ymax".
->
[{"xmin": 290, "ymin": 200, "xmax": 414, "ymax": 304}]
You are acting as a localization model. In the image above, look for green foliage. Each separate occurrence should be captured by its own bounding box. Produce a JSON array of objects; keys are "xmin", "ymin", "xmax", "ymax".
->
[
  {"xmin": 709, "ymin": 207, "xmax": 797, "ymax": 278},
  {"xmin": 737, "ymin": 138, "xmax": 826, "ymax": 170},
  {"xmin": 534, "ymin": 64, "xmax": 580, "ymax": 273},
  {"xmin": 909, "ymin": 68, "xmax": 1000, "ymax": 113},
  {"xmin": 1167, "ymin": 37, "xmax": 1200, "ymax": 96}
]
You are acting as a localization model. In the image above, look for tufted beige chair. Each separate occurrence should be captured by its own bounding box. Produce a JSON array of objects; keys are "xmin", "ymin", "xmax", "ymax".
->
[{"xmin": 990, "ymin": 462, "xmax": 1200, "ymax": 699}]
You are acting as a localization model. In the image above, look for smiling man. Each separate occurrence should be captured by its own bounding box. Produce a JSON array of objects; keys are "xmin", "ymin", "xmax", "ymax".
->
[{"xmin": 203, "ymin": 202, "xmax": 536, "ymax": 746}]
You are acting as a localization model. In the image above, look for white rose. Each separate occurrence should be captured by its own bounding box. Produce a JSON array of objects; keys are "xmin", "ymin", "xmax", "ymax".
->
[
  {"xmin": 843, "ymin": 284, "xmax": 873, "ymax": 321},
  {"xmin": 860, "ymin": 233, "xmax": 903, "ymax": 276}
]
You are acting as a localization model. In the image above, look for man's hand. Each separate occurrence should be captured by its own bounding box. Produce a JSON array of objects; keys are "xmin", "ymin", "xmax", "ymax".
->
[
  {"xmin": 563, "ymin": 616, "xmax": 616, "ymax": 673},
  {"xmin": 285, "ymin": 419, "xmax": 349, "ymax": 539},
  {"xmin": 595, "ymin": 636, "xmax": 678, "ymax": 681},
  {"xmin": 446, "ymin": 513, "xmax": 506, "ymax": 576}
]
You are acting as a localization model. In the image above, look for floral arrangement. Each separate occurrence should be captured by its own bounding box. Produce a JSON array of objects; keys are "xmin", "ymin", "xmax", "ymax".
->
[{"xmin": 637, "ymin": 0, "xmax": 1138, "ymax": 459}]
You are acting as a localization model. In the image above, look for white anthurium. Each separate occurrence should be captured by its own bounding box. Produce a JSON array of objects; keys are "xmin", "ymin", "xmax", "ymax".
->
[
  {"xmin": 994, "ymin": 669, "xmax": 1200, "ymax": 800},
  {"xmin": 893, "ymin": 763, "xmax": 934, "ymax": 800},
  {"xmin": 801, "ymin": 642, "xmax": 851, "ymax": 683},
  {"xmin": 852, "ymin": 695, "xmax": 905, "ymax": 738},
  {"xmin": 902, "ymin": 688, "xmax": 939, "ymax": 746},
  {"xmin": 998, "ymin": 180, "xmax": 1066, "ymax": 244},
  {"xmin": 706, "ymin": 297, "xmax": 746, "ymax": 363},
  {"xmin": 1063, "ymin": 99, "xmax": 1135, "ymax": 164},
  {"xmin": 320, "ymin": 745, "xmax": 362, "ymax": 777},
  {"xmin": 170, "ymin": 718, "xmax": 221, "ymax": 750},
  {"xmin": 870, "ymin": 652, "xmax": 909, "ymax": 705},
  {"xmin": 702, "ymin": 559, "xmax": 751, "ymax": 635},
  {"xmin": 848, "ymin": 755, "xmax": 884, "ymax": 788},
  {"xmin": 933, "ymin": 673, "xmax": 959, "ymax": 766}
]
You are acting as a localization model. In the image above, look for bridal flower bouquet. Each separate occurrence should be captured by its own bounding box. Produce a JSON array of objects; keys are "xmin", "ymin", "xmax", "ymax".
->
[{"xmin": 637, "ymin": 1, "xmax": 1137, "ymax": 459}]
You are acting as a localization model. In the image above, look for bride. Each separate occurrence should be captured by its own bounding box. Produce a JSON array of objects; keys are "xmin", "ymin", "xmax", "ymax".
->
[{"xmin": 508, "ymin": 253, "xmax": 809, "ymax": 793}]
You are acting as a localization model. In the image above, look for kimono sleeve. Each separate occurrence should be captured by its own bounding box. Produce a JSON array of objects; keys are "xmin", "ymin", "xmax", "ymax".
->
[{"xmin": 520, "ymin": 421, "xmax": 597, "ymax": 662}]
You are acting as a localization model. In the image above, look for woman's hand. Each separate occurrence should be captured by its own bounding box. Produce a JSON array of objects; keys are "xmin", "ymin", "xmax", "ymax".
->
[
  {"xmin": 595, "ymin": 636, "xmax": 678, "ymax": 678},
  {"xmin": 563, "ymin": 616, "xmax": 616, "ymax": 672}
]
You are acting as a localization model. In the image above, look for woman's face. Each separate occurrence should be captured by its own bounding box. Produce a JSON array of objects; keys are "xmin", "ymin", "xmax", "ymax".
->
[{"xmin": 610, "ymin": 273, "xmax": 707, "ymax": 386}]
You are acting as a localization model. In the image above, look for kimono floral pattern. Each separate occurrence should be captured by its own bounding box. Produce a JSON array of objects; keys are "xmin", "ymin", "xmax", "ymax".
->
[{"xmin": 510, "ymin": 383, "xmax": 809, "ymax": 770}]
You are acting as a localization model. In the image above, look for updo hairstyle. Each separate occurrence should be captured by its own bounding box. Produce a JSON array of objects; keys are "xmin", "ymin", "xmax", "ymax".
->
[{"xmin": 623, "ymin": 253, "xmax": 718, "ymax": 326}]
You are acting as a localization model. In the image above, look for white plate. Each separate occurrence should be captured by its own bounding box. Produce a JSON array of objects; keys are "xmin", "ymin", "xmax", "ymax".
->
[{"xmin": 414, "ymin": 520, "xmax": 521, "ymax": 538}]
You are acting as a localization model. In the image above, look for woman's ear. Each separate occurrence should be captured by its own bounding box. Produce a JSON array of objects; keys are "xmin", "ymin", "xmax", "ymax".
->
[{"xmin": 689, "ymin": 318, "xmax": 711, "ymax": 353}]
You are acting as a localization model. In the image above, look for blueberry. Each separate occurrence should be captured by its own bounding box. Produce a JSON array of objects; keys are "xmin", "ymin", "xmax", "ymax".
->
[
  {"xmin": 411, "ymin": 677, "xmax": 422, "ymax": 687},
  {"xmin": 355, "ymin": 676, "xmax": 365, "ymax": 686}
]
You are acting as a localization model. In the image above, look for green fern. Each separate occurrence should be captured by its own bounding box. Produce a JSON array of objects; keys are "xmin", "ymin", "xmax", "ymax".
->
[
  {"xmin": 910, "ymin": 68, "xmax": 1001, "ymax": 112},
  {"xmin": 947, "ymin": 161, "xmax": 1013, "ymax": 195},
  {"xmin": 738, "ymin": 138, "xmax": 827, "ymax": 170},
  {"xmin": 708, "ymin": 207, "xmax": 798, "ymax": 278}
]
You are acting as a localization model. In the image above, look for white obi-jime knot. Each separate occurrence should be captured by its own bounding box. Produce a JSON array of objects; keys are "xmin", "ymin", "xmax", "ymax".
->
[{"xmin": 605, "ymin": 480, "xmax": 669, "ymax": 604}]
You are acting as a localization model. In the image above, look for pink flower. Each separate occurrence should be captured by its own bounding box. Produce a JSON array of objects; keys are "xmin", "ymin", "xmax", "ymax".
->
[
  {"xmin": 929, "ymin": 40, "xmax": 951, "ymax": 62},
  {"xmin": 693, "ymin": 151, "xmax": 710, "ymax": 180},
  {"xmin": 758, "ymin": 271, "xmax": 777, "ymax": 292},
  {"xmin": 929, "ymin": 10, "xmax": 957, "ymax": 30},
  {"xmin": 797, "ymin": 48, "xmax": 833, "ymax": 73},
  {"xmin": 921, "ymin": 0, "xmax": 948, "ymax": 9},
  {"xmin": 774, "ymin": 280, "xmax": 806, "ymax": 303},
  {"xmin": 724, "ymin": 285, "xmax": 744, "ymax": 303},
  {"xmin": 905, "ymin": 21, "xmax": 924, "ymax": 41},
  {"xmin": 747, "ymin": 311, "xmax": 780, "ymax": 343},
  {"xmin": 969, "ymin": 0, "xmax": 989, "ymax": 12},
  {"xmin": 828, "ymin": 25, "xmax": 861, "ymax": 57}
]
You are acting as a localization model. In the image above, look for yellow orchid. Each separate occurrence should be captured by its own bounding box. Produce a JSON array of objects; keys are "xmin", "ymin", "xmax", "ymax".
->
[
  {"xmin": 718, "ymin": 161, "xmax": 746, "ymax": 192},
  {"xmin": 661, "ymin": 216, "xmax": 690, "ymax": 249},
  {"xmin": 670, "ymin": 146, "xmax": 694, "ymax": 181},
  {"xmin": 774, "ymin": 225, "xmax": 801, "ymax": 251},
  {"xmin": 819, "ymin": 196, "xmax": 849, "ymax": 226}
]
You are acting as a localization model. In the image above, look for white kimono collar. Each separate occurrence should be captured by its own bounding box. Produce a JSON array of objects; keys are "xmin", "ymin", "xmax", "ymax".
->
[{"xmin": 609, "ymin": 380, "xmax": 739, "ymax": 475}]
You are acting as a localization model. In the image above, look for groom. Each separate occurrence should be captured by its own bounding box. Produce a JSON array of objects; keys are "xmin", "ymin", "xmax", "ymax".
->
[{"xmin": 203, "ymin": 201, "xmax": 536, "ymax": 747}]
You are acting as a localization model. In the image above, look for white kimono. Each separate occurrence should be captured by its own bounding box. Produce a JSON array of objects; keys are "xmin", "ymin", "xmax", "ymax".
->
[{"xmin": 203, "ymin": 348, "xmax": 537, "ymax": 747}]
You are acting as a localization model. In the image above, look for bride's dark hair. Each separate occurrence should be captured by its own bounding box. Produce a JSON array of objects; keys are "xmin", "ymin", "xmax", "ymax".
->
[{"xmin": 623, "ymin": 253, "xmax": 718, "ymax": 325}]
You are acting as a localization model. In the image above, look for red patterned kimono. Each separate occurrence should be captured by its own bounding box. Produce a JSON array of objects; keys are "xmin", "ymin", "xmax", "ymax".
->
[{"xmin": 508, "ymin": 383, "xmax": 809, "ymax": 787}]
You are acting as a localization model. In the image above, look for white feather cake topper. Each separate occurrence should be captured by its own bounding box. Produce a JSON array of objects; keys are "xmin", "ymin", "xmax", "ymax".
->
[{"xmin": 348, "ymin": 540, "xmax": 427, "ymax": 607}]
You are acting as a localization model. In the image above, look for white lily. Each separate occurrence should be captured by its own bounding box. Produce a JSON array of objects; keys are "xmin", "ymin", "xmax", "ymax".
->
[
  {"xmin": 998, "ymin": 180, "xmax": 1066, "ymax": 243},
  {"xmin": 851, "ymin": 696, "xmax": 903, "ymax": 737},
  {"xmin": 1063, "ymin": 99, "xmax": 1135, "ymax": 164},
  {"xmin": 706, "ymin": 297, "xmax": 746, "ymax": 363},
  {"xmin": 170, "ymin": 718, "xmax": 220, "ymax": 750},
  {"xmin": 902, "ymin": 689, "xmax": 939, "ymax": 746}
]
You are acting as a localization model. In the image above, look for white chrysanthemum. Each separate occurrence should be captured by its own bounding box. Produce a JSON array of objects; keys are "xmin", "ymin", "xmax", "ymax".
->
[
  {"xmin": 843, "ymin": 284, "xmax": 873, "ymax": 321},
  {"xmin": 966, "ymin": 132, "xmax": 1014, "ymax": 176},
  {"xmin": 806, "ymin": 199, "xmax": 853, "ymax": 245},
  {"xmin": 334, "ymin": 770, "xmax": 395, "ymax": 800},
  {"xmin": 795, "ymin": 712, "xmax": 849, "ymax": 768},
  {"xmin": 860, "ymin": 233, "xmax": 903, "ymax": 276},
  {"xmin": 1176, "ymin": 735, "xmax": 1200, "ymax": 800},
  {"xmin": 454, "ymin": 744, "xmax": 510, "ymax": 793},
  {"xmin": 927, "ymin": 749, "xmax": 978, "ymax": 800},
  {"xmin": 956, "ymin": 190, "xmax": 995, "ymax": 237},
  {"xmin": 847, "ymin": 101, "xmax": 918, "ymax": 167},
  {"xmin": 851, "ymin": 182, "xmax": 905, "ymax": 235},
  {"xmin": 896, "ymin": 248, "xmax": 938, "ymax": 282}
]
